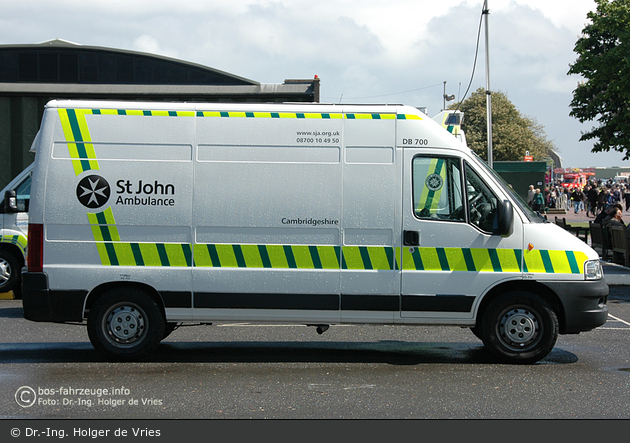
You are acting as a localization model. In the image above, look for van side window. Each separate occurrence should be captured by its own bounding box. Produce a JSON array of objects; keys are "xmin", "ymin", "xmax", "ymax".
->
[
  {"xmin": 464, "ymin": 162, "xmax": 498, "ymax": 233},
  {"xmin": 15, "ymin": 174, "xmax": 32, "ymax": 212},
  {"xmin": 412, "ymin": 156, "xmax": 464, "ymax": 221}
]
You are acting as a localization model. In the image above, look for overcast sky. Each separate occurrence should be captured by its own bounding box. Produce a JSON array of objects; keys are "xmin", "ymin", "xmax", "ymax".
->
[{"xmin": 1, "ymin": 0, "xmax": 626, "ymax": 169}]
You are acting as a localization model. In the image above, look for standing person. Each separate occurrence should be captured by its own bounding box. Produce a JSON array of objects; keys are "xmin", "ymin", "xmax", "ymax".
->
[
  {"xmin": 624, "ymin": 185, "xmax": 630, "ymax": 212},
  {"xmin": 597, "ymin": 187, "xmax": 607, "ymax": 215},
  {"xmin": 571, "ymin": 187, "xmax": 584, "ymax": 214},
  {"xmin": 587, "ymin": 184, "xmax": 598, "ymax": 217},
  {"xmin": 612, "ymin": 185, "xmax": 621, "ymax": 205},
  {"xmin": 548, "ymin": 189, "xmax": 557, "ymax": 209},
  {"xmin": 544, "ymin": 187, "xmax": 550, "ymax": 208},
  {"xmin": 563, "ymin": 187, "xmax": 571, "ymax": 210},
  {"xmin": 582, "ymin": 187, "xmax": 588, "ymax": 213},
  {"xmin": 606, "ymin": 188, "xmax": 615, "ymax": 205},
  {"xmin": 527, "ymin": 184, "xmax": 535, "ymax": 208},
  {"xmin": 532, "ymin": 188, "xmax": 544, "ymax": 213}
]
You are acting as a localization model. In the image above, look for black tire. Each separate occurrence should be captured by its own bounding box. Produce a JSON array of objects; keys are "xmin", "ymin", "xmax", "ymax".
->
[
  {"xmin": 469, "ymin": 325, "xmax": 483, "ymax": 340},
  {"xmin": 0, "ymin": 249, "xmax": 21, "ymax": 297},
  {"xmin": 87, "ymin": 288, "xmax": 165, "ymax": 361},
  {"xmin": 480, "ymin": 291, "xmax": 558, "ymax": 364}
]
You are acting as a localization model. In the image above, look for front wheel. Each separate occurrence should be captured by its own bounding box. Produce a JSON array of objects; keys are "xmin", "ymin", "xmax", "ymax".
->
[
  {"xmin": 481, "ymin": 291, "xmax": 558, "ymax": 364},
  {"xmin": 87, "ymin": 288, "xmax": 165, "ymax": 361},
  {"xmin": 0, "ymin": 249, "xmax": 21, "ymax": 297}
]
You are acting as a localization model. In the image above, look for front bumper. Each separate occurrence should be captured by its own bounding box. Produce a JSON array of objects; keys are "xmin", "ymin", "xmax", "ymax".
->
[{"xmin": 542, "ymin": 279, "xmax": 609, "ymax": 334}]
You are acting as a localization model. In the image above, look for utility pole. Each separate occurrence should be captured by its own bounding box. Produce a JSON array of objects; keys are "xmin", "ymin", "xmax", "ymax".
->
[{"xmin": 484, "ymin": 0, "xmax": 493, "ymax": 168}]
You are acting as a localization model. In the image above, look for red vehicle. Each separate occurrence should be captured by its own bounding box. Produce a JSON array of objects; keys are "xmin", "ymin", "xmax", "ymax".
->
[{"xmin": 562, "ymin": 173, "xmax": 588, "ymax": 190}]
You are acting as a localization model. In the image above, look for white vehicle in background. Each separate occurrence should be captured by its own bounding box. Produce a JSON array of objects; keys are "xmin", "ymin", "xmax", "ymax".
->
[
  {"xmin": 432, "ymin": 110, "xmax": 467, "ymax": 146},
  {"xmin": 0, "ymin": 163, "xmax": 33, "ymax": 297}
]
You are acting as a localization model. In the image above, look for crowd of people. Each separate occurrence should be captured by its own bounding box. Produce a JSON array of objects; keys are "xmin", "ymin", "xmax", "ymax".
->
[
  {"xmin": 526, "ymin": 178, "xmax": 630, "ymax": 264},
  {"xmin": 526, "ymin": 178, "xmax": 630, "ymax": 217}
]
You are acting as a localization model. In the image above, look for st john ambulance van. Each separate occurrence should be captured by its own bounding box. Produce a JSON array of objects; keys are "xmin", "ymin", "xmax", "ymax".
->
[{"xmin": 21, "ymin": 100, "xmax": 608, "ymax": 364}]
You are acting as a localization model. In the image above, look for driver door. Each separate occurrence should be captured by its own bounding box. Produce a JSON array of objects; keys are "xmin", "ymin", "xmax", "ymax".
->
[{"xmin": 400, "ymin": 150, "xmax": 522, "ymax": 319}]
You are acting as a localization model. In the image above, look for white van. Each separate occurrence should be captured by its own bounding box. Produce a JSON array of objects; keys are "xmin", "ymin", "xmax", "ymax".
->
[
  {"xmin": 21, "ymin": 100, "xmax": 608, "ymax": 364},
  {"xmin": 1, "ymin": 163, "xmax": 32, "ymax": 297}
]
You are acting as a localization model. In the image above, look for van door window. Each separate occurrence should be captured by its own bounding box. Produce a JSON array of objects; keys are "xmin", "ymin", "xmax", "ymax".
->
[
  {"xmin": 464, "ymin": 162, "xmax": 498, "ymax": 233},
  {"xmin": 412, "ymin": 156, "xmax": 464, "ymax": 221},
  {"xmin": 15, "ymin": 174, "xmax": 32, "ymax": 212}
]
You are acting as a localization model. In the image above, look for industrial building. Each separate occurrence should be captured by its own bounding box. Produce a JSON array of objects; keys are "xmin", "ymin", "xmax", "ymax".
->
[{"xmin": 0, "ymin": 39, "xmax": 320, "ymax": 189}]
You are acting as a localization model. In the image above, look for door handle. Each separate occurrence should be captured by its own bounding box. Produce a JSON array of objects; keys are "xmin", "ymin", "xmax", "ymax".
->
[{"xmin": 403, "ymin": 230, "xmax": 419, "ymax": 246}]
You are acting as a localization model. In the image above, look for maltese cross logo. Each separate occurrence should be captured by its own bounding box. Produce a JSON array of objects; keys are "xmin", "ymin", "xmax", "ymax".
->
[
  {"xmin": 425, "ymin": 173, "xmax": 443, "ymax": 192},
  {"xmin": 76, "ymin": 175, "xmax": 111, "ymax": 209}
]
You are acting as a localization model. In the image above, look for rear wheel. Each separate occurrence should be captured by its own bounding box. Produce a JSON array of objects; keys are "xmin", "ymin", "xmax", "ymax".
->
[
  {"xmin": 469, "ymin": 324, "xmax": 482, "ymax": 340},
  {"xmin": 87, "ymin": 288, "xmax": 165, "ymax": 360},
  {"xmin": 481, "ymin": 291, "xmax": 558, "ymax": 364}
]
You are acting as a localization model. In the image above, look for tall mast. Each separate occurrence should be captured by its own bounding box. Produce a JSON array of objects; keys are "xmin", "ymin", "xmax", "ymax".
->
[{"xmin": 484, "ymin": 1, "xmax": 493, "ymax": 168}]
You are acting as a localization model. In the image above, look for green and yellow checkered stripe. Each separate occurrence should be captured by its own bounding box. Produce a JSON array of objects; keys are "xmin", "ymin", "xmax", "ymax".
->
[
  {"xmin": 396, "ymin": 247, "xmax": 587, "ymax": 274},
  {"xmin": 194, "ymin": 244, "xmax": 340, "ymax": 269},
  {"xmin": 87, "ymin": 208, "xmax": 192, "ymax": 267},
  {"xmin": 58, "ymin": 108, "xmax": 100, "ymax": 176},
  {"xmin": 1, "ymin": 234, "xmax": 28, "ymax": 256},
  {"xmin": 193, "ymin": 244, "xmax": 395, "ymax": 270},
  {"xmin": 84, "ymin": 208, "xmax": 586, "ymax": 275}
]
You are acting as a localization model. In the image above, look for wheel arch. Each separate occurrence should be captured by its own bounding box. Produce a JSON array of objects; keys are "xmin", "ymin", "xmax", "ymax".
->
[
  {"xmin": 84, "ymin": 281, "xmax": 166, "ymax": 320},
  {"xmin": 0, "ymin": 242, "xmax": 25, "ymax": 264},
  {"xmin": 476, "ymin": 280, "xmax": 567, "ymax": 333}
]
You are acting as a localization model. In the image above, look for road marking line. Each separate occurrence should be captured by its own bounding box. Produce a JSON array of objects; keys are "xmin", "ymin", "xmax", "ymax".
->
[{"xmin": 607, "ymin": 314, "xmax": 630, "ymax": 326}]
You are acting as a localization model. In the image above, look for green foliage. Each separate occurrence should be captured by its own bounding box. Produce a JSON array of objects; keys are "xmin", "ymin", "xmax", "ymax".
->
[
  {"xmin": 449, "ymin": 88, "xmax": 556, "ymax": 162},
  {"xmin": 568, "ymin": 0, "xmax": 630, "ymax": 159}
]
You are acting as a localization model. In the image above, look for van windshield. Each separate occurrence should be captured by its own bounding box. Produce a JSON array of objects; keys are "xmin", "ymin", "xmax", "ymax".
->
[{"xmin": 470, "ymin": 152, "xmax": 546, "ymax": 223}]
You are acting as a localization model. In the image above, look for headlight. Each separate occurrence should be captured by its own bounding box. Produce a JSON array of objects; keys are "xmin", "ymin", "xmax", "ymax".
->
[{"xmin": 584, "ymin": 259, "xmax": 603, "ymax": 280}]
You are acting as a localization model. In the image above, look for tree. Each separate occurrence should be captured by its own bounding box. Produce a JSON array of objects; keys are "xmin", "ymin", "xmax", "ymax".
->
[
  {"xmin": 568, "ymin": 0, "xmax": 630, "ymax": 159},
  {"xmin": 449, "ymin": 88, "xmax": 556, "ymax": 162}
]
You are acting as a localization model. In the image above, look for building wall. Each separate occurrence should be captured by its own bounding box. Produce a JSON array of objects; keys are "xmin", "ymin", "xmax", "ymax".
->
[{"xmin": 0, "ymin": 97, "xmax": 40, "ymax": 189}]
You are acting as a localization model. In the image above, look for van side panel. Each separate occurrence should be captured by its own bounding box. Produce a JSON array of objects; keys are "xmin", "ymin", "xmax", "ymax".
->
[
  {"xmin": 340, "ymin": 114, "xmax": 399, "ymax": 323},
  {"xmin": 192, "ymin": 111, "xmax": 343, "ymax": 323},
  {"xmin": 42, "ymin": 109, "xmax": 195, "ymax": 314}
]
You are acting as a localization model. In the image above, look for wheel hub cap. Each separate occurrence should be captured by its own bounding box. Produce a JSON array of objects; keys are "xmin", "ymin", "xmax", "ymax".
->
[
  {"xmin": 106, "ymin": 306, "xmax": 145, "ymax": 343},
  {"xmin": 500, "ymin": 308, "xmax": 538, "ymax": 347},
  {"xmin": 0, "ymin": 259, "xmax": 10, "ymax": 285}
]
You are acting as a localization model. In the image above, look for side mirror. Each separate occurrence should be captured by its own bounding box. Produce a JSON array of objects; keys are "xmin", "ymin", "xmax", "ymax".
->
[
  {"xmin": 498, "ymin": 199, "xmax": 514, "ymax": 237},
  {"xmin": 4, "ymin": 190, "xmax": 17, "ymax": 213}
]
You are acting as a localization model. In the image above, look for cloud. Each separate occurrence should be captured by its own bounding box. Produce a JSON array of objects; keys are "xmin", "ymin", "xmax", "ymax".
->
[
  {"xmin": 132, "ymin": 35, "xmax": 179, "ymax": 59},
  {"xmin": 0, "ymin": 0, "xmax": 625, "ymax": 167}
]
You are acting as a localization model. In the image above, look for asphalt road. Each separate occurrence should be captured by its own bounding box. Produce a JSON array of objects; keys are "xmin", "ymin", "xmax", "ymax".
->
[{"xmin": 1, "ymin": 286, "xmax": 629, "ymax": 420}]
